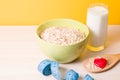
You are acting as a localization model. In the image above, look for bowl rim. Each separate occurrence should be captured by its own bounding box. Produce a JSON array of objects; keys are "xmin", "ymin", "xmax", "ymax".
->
[{"xmin": 36, "ymin": 18, "xmax": 89, "ymax": 46}]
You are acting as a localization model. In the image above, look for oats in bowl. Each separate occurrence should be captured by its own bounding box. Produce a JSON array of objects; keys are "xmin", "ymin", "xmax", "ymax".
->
[{"xmin": 40, "ymin": 27, "xmax": 86, "ymax": 45}]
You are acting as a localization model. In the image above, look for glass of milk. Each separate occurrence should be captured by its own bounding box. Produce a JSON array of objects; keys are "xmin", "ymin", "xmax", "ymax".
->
[{"xmin": 86, "ymin": 4, "xmax": 108, "ymax": 51}]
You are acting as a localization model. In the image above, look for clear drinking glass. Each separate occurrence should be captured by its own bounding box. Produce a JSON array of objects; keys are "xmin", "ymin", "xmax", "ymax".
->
[{"xmin": 86, "ymin": 3, "xmax": 108, "ymax": 51}]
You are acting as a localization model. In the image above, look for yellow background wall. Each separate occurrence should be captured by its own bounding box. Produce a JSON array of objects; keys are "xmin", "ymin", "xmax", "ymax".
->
[{"xmin": 0, "ymin": 0, "xmax": 119, "ymax": 25}]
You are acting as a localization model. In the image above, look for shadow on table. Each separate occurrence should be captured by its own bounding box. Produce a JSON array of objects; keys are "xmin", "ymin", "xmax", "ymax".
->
[
  {"xmin": 73, "ymin": 27, "xmax": 120, "ymax": 63},
  {"xmin": 106, "ymin": 27, "xmax": 120, "ymax": 47}
]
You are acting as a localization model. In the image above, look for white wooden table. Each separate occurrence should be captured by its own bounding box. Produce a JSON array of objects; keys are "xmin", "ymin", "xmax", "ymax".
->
[{"xmin": 0, "ymin": 25, "xmax": 120, "ymax": 80}]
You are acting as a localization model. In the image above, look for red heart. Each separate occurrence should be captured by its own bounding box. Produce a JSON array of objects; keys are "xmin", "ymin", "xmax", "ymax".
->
[{"xmin": 94, "ymin": 58, "xmax": 107, "ymax": 69}]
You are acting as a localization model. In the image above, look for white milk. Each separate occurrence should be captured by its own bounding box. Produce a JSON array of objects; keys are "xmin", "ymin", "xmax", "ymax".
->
[{"xmin": 86, "ymin": 5, "xmax": 108, "ymax": 51}]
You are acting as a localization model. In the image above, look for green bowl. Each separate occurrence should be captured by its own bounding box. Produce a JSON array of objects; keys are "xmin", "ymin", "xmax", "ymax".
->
[{"xmin": 37, "ymin": 19, "xmax": 89, "ymax": 63}]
